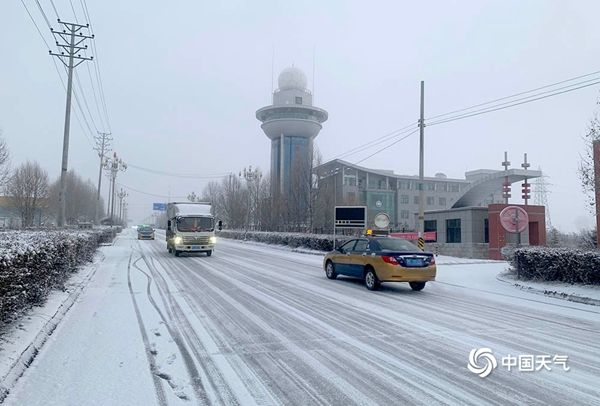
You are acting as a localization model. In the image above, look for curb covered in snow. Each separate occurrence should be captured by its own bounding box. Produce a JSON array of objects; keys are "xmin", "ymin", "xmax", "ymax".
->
[
  {"xmin": 496, "ymin": 272, "xmax": 600, "ymax": 307},
  {"xmin": 0, "ymin": 252, "xmax": 104, "ymax": 402}
]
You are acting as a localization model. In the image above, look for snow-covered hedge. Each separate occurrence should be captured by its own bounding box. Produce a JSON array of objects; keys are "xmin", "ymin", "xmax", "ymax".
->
[
  {"xmin": 0, "ymin": 229, "xmax": 113, "ymax": 324},
  {"xmin": 511, "ymin": 247, "xmax": 600, "ymax": 285},
  {"xmin": 217, "ymin": 230, "xmax": 348, "ymax": 251}
]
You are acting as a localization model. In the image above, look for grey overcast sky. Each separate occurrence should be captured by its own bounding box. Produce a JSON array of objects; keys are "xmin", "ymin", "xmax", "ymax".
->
[{"xmin": 2, "ymin": 0, "xmax": 600, "ymax": 230}]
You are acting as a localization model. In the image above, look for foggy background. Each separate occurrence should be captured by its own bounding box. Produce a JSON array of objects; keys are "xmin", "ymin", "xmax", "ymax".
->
[{"xmin": 2, "ymin": 0, "xmax": 599, "ymax": 230}]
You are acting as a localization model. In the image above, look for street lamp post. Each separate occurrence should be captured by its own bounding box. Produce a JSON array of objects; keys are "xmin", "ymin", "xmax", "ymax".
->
[{"xmin": 103, "ymin": 152, "xmax": 127, "ymax": 225}]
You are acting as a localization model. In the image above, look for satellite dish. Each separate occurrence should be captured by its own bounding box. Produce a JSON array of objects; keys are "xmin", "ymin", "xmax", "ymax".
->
[
  {"xmin": 499, "ymin": 206, "xmax": 529, "ymax": 233},
  {"xmin": 374, "ymin": 212, "xmax": 390, "ymax": 229}
]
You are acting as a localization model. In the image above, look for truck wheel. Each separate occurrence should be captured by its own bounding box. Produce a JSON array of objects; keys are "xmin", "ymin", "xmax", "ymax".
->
[
  {"xmin": 206, "ymin": 250, "xmax": 212, "ymax": 257},
  {"xmin": 175, "ymin": 250, "xmax": 180, "ymax": 257},
  {"xmin": 168, "ymin": 247, "xmax": 172, "ymax": 253}
]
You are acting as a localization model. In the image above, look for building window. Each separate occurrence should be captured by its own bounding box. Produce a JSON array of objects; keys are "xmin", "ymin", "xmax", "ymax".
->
[
  {"xmin": 426, "ymin": 196, "xmax": 434, "ymax": 205},
  {"xmin": 449, "ymin": 183, "xmax": 459, "ymax": 192},
  {"xmin": 484, "ymin": 218, "xmax": 489, "ymax": 243},
  {"xmin": 439, "ymin": 197, "xmax": 446, "ymax": 206},
  {"xmin": 446, "ymin": 219, "xmax": 461, "ymax": 243},
  {"xmin": 400, "ymin": 194, "xmax": 409, "ymax": 204},
  {"xmin": 295, "ymin": 96, "xmax": 302, "ymax": 105},
  {"xmin": 400, "ymin": 210, "xmax": 409, "ymax": 219},
  {"xmin": 413, "ymin": 196, "xmax": 420, "ymax": 204},
  {"xmin": 427, "ymin": 182, "xmax": 436, "ymax": 191},
  {"xmin": 439, "ymin": 183, "xmax": 448, "ymax": 192}
]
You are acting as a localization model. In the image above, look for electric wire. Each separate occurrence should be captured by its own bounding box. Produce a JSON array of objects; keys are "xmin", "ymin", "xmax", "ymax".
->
[
  {"xmin": 428, "ymin": 79, "xmax": 600, "ymax": 127},
  {"xmin": 331, "ymin": 121, "xmax": 417, "ymax": 160},
  {"xmin": 20, "ymin": 0, "xmax": 96, "ymax": 148},
  {"xmin": 426, "ymin": 69, "xmax": 600, "ymax": 121},
  {"xmin": 127, "ymin": 163, "xmax": 231, "ymax": 179},
  {"xmin": 354, "ymin": 129, "xmax": 419, "ymax": 165},
  {"xmin": 117, "ymin": 183, "xmax": 188, "ymax": 199}
]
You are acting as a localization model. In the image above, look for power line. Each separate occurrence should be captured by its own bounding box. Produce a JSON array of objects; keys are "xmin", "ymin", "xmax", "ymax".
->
[
  {"xmin": 127, "ymin": 163, "xmax": 231, "ymax": 179},
  {"xmin": 354, "ymin": 128, "xmax": 419, "ymax": 165},
  {"xmin": 20, "ymin": 0, "xmax": 95, "ymax": 148},
  {"xmin": 331, "ymin": 122, "xmax": 417, "ymax": 161},
  {"xmin": 428, "ymin": 79, "xmax": 600, "ymax": 127},
  {"xmin": 79, "ymin": 0, "xmax": 112, "ymax": 132},
  {"xmin": 117, "ymin": 183, "xmax": 188, "ymax": 199},
  {"xmin": 33, "ymin": 0, "xmax": 51, "ymax": 28},
  {"xmin": 427, "ymin": 68, "xmax": 600, "ymax": 122}
]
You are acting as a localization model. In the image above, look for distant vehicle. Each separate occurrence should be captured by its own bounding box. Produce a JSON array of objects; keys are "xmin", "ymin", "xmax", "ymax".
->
[
  {"xmin": 323, "ymin": 237, "xmax": 436, "ymax": 291},
  {"xmin": 166, "ymin": 202, "xmax": 216, "ymax": 257},
  {"xmin": 137, "ymin": 225, "xmax": 155, "ymax": 240}
]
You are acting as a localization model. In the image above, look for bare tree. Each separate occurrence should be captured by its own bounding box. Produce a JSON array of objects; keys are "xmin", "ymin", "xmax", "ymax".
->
[
  {"xmin": 48, "ymin": 170, "xmax": 103, "ymax": 224},
  {"xmin": 6, "ymin": 161, "xmax": 49, "ymax": 227},
  {"xmin": 0, "ymin": 130, "xmax": 10, "ymax": 187},
  {"xmin": 579, "ymin": 104, "xmax": 600, "ymax": 213}
]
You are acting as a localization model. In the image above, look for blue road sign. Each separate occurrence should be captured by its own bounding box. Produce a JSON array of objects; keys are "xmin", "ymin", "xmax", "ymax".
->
[{"xmin": 153, "ymin": 203, "xmax": 167, "ymax": 211}]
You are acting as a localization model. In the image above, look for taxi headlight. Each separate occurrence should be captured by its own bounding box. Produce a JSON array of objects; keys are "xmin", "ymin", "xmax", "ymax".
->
[
  {"xmin": 209, "ymin": 236, "xmax": 217, "ymax": 244},
  {"xmin": 174, "ymin": 236, "xmax": 183, "ymax": 245}
]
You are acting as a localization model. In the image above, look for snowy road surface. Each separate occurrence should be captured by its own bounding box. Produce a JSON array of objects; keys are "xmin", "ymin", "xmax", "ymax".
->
[{"xmin": 4, "ymin": 230, "xmax": 600, "ymax": 405}]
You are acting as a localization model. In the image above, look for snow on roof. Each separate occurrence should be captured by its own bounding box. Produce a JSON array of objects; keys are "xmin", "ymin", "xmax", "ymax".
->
[{"xmin": 169, "ymin": 202, "xmax": 212, "ymax": 216}]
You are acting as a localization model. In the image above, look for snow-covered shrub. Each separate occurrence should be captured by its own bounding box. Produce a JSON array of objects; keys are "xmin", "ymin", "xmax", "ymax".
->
[
  {"xmin": 0, "ymin": 229, "xmax": 112, "ymax": 324},
  {"xmin": 217, "ymin": 230, "xmax": 348, "ymax": 252},
  {"xmin": 511, "ymin": 247, "xmax": 600, "ymax": 285}
]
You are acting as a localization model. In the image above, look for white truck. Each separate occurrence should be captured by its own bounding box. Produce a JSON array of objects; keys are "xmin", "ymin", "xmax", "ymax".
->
[{"xmin": 166, "ymin": 202, "xmax": 216, "ymax": 257}]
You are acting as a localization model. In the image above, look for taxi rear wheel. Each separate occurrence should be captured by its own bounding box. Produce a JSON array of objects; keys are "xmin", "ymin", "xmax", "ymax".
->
[
  {"xmin": 364, "ymin": 267, "xmax": 381, "ymax": 291},
  {"xmin": 325, "ymin": 261, "xmax": 337, "ymax": 279},
  {"xmin": 409, "ymin": 282, "xmax": 426, "ymax": 291}
]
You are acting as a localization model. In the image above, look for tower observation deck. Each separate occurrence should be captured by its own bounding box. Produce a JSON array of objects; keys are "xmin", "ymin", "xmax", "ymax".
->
[{"xmin": 256, "ymin": 66, "xmax": 328, "ymax": 198}]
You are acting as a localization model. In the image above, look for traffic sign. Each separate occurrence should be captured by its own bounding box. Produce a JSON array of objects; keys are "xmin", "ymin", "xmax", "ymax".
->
[
  {"xmin": 153, "ymin": 202, "xmax": 167, "ymax": 211},
  {"xmin": 334, "ymin": 206, "xmax": 367, "ymax": 228}
]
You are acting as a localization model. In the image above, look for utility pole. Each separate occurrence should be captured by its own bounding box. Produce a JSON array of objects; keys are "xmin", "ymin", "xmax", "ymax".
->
[
  {"xmin": 50, "ymin": 19, "xmax": 94, "ymax": 227},
  {"xmin": 417, "ymin": 81, "xmax": 425, "ymax": 251},
  {"xmin": 94, "ymin": 132, "xmax": 111, "ymax": 223},
  {"xmin": 103, "ymin": 152, "xmax": 127, "ymax": 225}
]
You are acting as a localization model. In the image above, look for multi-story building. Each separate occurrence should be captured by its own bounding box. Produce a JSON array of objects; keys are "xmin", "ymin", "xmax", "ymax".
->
[{"xmin": 315, "ymin": 159, "xmax": 541, "ymax": 232}]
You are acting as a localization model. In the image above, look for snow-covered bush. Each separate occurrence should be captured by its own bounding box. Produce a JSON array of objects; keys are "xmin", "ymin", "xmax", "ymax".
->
[
  {"xmin": 217, "ymin": 230, "xmax": 349, "ymax": 252},
  {"xmin": 511, "ymin": 247, "xmax": 600, "ymax": 285},
  {"xmin": 0, "ymin": 229, "xmax": 112, "ymax": 324}
]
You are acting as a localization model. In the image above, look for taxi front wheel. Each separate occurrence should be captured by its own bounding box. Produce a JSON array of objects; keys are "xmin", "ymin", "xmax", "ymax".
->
[
  {"xmin": 409, "ymin": 282, "xmax": 426, "ymax": 291},
  {"xmin": 365, "ymin": 268, "xmax": 381, "ymax": 291},
  {"xmin": 325, "ymin": 261, "xmax": 337, "ymax": 280}
]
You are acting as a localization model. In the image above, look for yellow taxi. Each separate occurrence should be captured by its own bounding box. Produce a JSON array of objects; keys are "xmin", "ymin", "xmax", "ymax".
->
[{"xmin": 323, "ymin": 237, "xmax": 436, "ymax": 291}]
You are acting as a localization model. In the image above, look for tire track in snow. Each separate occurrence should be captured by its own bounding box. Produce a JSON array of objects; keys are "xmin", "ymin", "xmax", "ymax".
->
[{"xmin": 126, "ymin": 252, "xmax": 168, "ymax": 406}]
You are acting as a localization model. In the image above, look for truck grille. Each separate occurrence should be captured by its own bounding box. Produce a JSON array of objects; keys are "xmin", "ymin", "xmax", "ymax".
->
[{"xmin": 182, "ymin": 236, "xmax": 210, "ymax": 244}]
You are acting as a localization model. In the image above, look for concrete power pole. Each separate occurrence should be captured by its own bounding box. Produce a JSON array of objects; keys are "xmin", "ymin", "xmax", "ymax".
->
[
  {"xmin": 94, "ymin": 132, "xmax": 111, "ymax": 223},
  {"xmin": 594, "ymin": 140, "xmax": 600, "ymax": 247},
  {"xmin": 50, "ymin": 20, "xmax": 94, "ymax": 227},
  {"xmin": 417, "ymin": 81, "xmax": 425, "ymax": 251}
]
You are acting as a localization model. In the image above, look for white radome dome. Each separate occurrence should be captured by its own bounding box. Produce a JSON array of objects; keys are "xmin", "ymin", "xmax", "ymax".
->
[{"xmin": 278, "ymin": 66, "xmax": 308, "ymax": 90}]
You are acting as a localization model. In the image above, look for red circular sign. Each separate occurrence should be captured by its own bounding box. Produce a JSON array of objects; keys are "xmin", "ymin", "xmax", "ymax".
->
[{"xmin": 499, "ymin": 206, "xmax": 529, "ymax": 233}]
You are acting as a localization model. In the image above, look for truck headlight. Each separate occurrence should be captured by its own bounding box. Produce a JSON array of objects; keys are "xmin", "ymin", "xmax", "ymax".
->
[
  {"xmin": 209, "ymin": 236, "xmax": 217, "ymax": 244},
  {"xmin": 174, "ymin": 236, "xmax": 183, "ymax": 245}
]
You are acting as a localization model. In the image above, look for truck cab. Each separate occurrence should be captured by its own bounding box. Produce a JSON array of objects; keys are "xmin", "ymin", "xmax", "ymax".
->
[{"xmin": 166, "ymin": 202, "xmax": 216, "ymax": 257}]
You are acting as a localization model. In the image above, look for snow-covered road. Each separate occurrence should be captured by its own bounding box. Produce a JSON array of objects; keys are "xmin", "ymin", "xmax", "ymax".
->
[{"xmin": 4, "ymin": 230, "xmax": 600, "ymax": 405}]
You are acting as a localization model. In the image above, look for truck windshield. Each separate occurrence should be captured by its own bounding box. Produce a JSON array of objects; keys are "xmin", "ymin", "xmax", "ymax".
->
[{"xmin": 177, "ymin": 217, "xmax": 214, "ymax": 232}]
